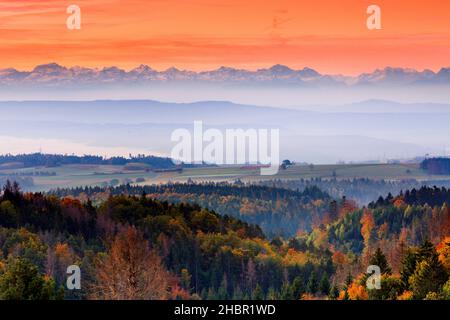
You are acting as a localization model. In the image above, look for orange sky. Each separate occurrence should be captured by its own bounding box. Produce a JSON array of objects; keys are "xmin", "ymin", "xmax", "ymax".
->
[{"xmin": 0, "ymin": 0, "xmax": 449, "ymax": 74}]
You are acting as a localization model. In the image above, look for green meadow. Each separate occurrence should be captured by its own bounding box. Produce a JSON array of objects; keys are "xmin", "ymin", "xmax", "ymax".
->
[{"xmin": 2, "ymin": 162, "xmax": 449, "ymax": 192}]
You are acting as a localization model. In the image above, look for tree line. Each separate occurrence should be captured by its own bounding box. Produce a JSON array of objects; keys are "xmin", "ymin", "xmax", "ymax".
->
[{"xmin": 0, "ymin": 153, "xmax": 175, "ymax": 169}]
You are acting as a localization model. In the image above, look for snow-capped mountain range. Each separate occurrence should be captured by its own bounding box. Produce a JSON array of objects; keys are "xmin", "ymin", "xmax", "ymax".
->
[{"xmin": 1, "ymin": 63, "xmax": 449, "ymax": 86}]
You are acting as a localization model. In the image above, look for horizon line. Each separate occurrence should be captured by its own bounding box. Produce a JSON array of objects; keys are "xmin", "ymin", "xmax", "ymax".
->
[{"xmin": 2, "ymin": 62, "xmax": 450, "ymax": 77}]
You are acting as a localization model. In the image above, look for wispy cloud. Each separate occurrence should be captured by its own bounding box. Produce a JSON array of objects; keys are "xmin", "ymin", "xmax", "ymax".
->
[{"xmin": 0, "ymin": 0, "xmax": 449, "ymax": 73}]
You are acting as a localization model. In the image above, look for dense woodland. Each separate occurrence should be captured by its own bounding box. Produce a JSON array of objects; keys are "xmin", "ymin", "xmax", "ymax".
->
[
  {"xmin": 421, "ymin": 157, "xmax": 450, "ymax": 175},
  {"xmin": 255, "ymin": 178, "xmax": 450, "ymax": 205},
  {"xmin": 51, "ymin": 183, "xmax": 332, "ymax": 238},
  {"xmin": 0, "ymin": 153, "xmax": 176, "ymax": 169},
  {"xmin": 0, "ymin": 180, "xmax": 448, "ymax": 300}
]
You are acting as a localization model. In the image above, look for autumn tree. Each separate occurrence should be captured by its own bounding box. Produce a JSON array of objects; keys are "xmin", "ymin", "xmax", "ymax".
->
[
  {"xmin": 0, "ymin": 257, "xmax": 62, "ymax": 300},
  {"xmin": 436, "ymin": 237, "xmax": 450, "ymax": 271},
  {"xmin": 90, "ymin": 226, "xmax": 170, "ymax": 300},
  {"xmin": 346, "ymin": 282, "xmax": 368, "ymax": 300},
  {"xmin": 360, "ymin": 209, "xmax": 375, "ymax": 256}
]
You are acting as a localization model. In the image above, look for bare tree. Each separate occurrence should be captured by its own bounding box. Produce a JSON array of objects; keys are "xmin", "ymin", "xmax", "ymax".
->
[{"xmin": 90, "ymin": 226, "xmax": 169, "ymax": 300}]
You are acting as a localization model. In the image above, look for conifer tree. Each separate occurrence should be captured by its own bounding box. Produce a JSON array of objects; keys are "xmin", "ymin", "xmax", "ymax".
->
[
  {"xmin": 306, "ymin": 271, "xmax": 318, "ymax": 294},
  {"xmin": 319, "ymin": 273, "xmax": 331, "ymax": 295},
  {"xmin": 252, "ymin": 284, "xmax": 264, "ymax": 300},
  {"xmin": 369, "ymin": 248, "xmax": 392, "ymax": 275},
  {"xmin": 291, "ymin": 276, "xmax": 305, "ymax": 299}
]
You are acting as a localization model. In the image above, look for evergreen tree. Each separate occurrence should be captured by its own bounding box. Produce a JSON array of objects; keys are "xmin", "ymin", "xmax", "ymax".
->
[
  {"xmin": 291, "ymin": 276, "xmax": 305, "ymax": 299},
  {"xmin": 206, "ymin": 287, "xmax": 217, "ymax": 300},
  {"xmin": 409, "ymin": 251, "xmax": 448, "ymax": 299},
  {"xmin": 306, "ymin": 271, "xmax": 318, "ymax": 294},
  {"xmin": 345, "ymin": 272, "xmax": 353, "ymax": 286},
  {"xmin": 328, "ymin": 285, "xmax": 340, "ymax": 300},
  {"xmin": 319, "ymin": 273, "xmax": 331, "ymax": 295},
  {"xmin": 180, "ymin": 268, "xmax": 192, "ymax": 293},
  {"xmin": 417, "ymin": 240, "xmax": 435, "ymax": 261},
  {"xmin": 0, "ymin": 258, "xmax": 62, "ymax": 300},
  {"xmin": 369, "ymin": 248, "xmax": 392, "ymax": 275},
  {"xmin": 280, "ymin": 283, "xmax": 294, "ymax": 300},
  {"xmin": 367, "ymin": 276, "xmax": 402, "ymax": 300},
  {"xmin": 400, "ymin": 249, "xmax": 418, "ymax": 288},
  {"xmin": 266, "ymin": 287, "xmax": 278, "ymax": 300},
  {"xmin": 217, "ymin": 274, "xmax": 228, "ymax": 300},
  {"xmin": 252, "ymin": 284, "xmax": 264, "ymax": 300},
  {"xmin": 232, "ymin": 286, "xmax": 243, "ymax": 300}
]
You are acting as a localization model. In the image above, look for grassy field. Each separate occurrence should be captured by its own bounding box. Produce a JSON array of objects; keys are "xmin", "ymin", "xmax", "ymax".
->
[
  {"xmin": 2, "ymin": 162, "xmax": 450, "ymax": 192},
  {"xmin": 177, "ymin": 163, "xmax": 450, "ymax": 183}
]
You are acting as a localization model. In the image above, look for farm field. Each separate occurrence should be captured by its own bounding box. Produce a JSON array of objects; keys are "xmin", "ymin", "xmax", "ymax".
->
[{"xmin": 2, "ymin": 162, "xmax": 450, "ymax": 192}]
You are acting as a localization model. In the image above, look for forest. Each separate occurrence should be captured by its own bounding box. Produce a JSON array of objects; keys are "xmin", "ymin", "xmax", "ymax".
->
[
  {"xmin": 51, "ymin": 183, "xmax": 332, "ymax": 238},
  {"xmin": 421, "ymin": 158, "xmax": 450, "ymax": 175},
  {"xmin": 255, "ymin": 178, "xmax": 450, "ymax": 205},
  {"xmin": 0, "ymin": 153, "xmax": 176, "ymax": 169},
  {"xmin": 0, "ymin": 180, "xmax": 448, "ymax": 300}
]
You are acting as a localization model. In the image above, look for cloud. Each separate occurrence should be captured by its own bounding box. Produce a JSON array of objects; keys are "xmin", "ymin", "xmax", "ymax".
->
[{"xmin": 0, "ymin": 0, "xmax": 449, "ymax": 74}]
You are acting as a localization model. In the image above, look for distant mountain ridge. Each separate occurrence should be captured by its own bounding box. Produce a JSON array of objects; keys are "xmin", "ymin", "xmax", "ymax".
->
[{"xmin": 1, "ymin": 63, "xmax": 449, "ymax": 86}]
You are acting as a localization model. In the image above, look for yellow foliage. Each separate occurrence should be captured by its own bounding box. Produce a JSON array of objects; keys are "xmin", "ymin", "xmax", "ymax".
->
[
  {"xmin": 377, "ymin": 222, "xmax": 389, "ymax": 239},
  {"xmin": 312, "ymin": 228, "xmax": 329, "ymax": 249},
  {"xmin": 231, "ymin": 248, "xmax": 244, "ymax": 258},
  {"xmin": 282, "ymin": 249, "xmax": 308, "ymax": 266}
]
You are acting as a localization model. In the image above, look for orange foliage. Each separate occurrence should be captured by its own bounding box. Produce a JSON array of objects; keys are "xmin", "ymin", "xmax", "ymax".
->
[
  {"xmin": 393, "ymin": 198, "xmax": 406, "ymax": 209},
  {"xmin": 282, "ymin": 248, "xmax": 309, "ymax": 266},
  {"xmin": 61, "ymin": 197, "xmax": 82, "ymax": 209},
  {"xmin": 347, "ymin": 282, "xmax": 368, "ymax": 300},
  {"xmin": 55, "ymin": 243, "xmax": 70, "ymax": 257},
  {"xmin": 332, "ymin": 251, "xmax": 349, "ymax": 266},
  {"xmin": 436, "ymin": 237, "xmax": 450, "ymax": 270},
  {"xmin": 301, "ymin": 293, "xmax": 317, "ymax": 300},
  {"xmin": 360, "ymin": 209, "xmax": 375, "ymax": 249},
  {"xmin": 397, "ymin": 290, "xmax": 413, "ymax": 300},
  {"xmin": 91, "ymin": 227, "xmax": 171, "ymax": 300}
]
